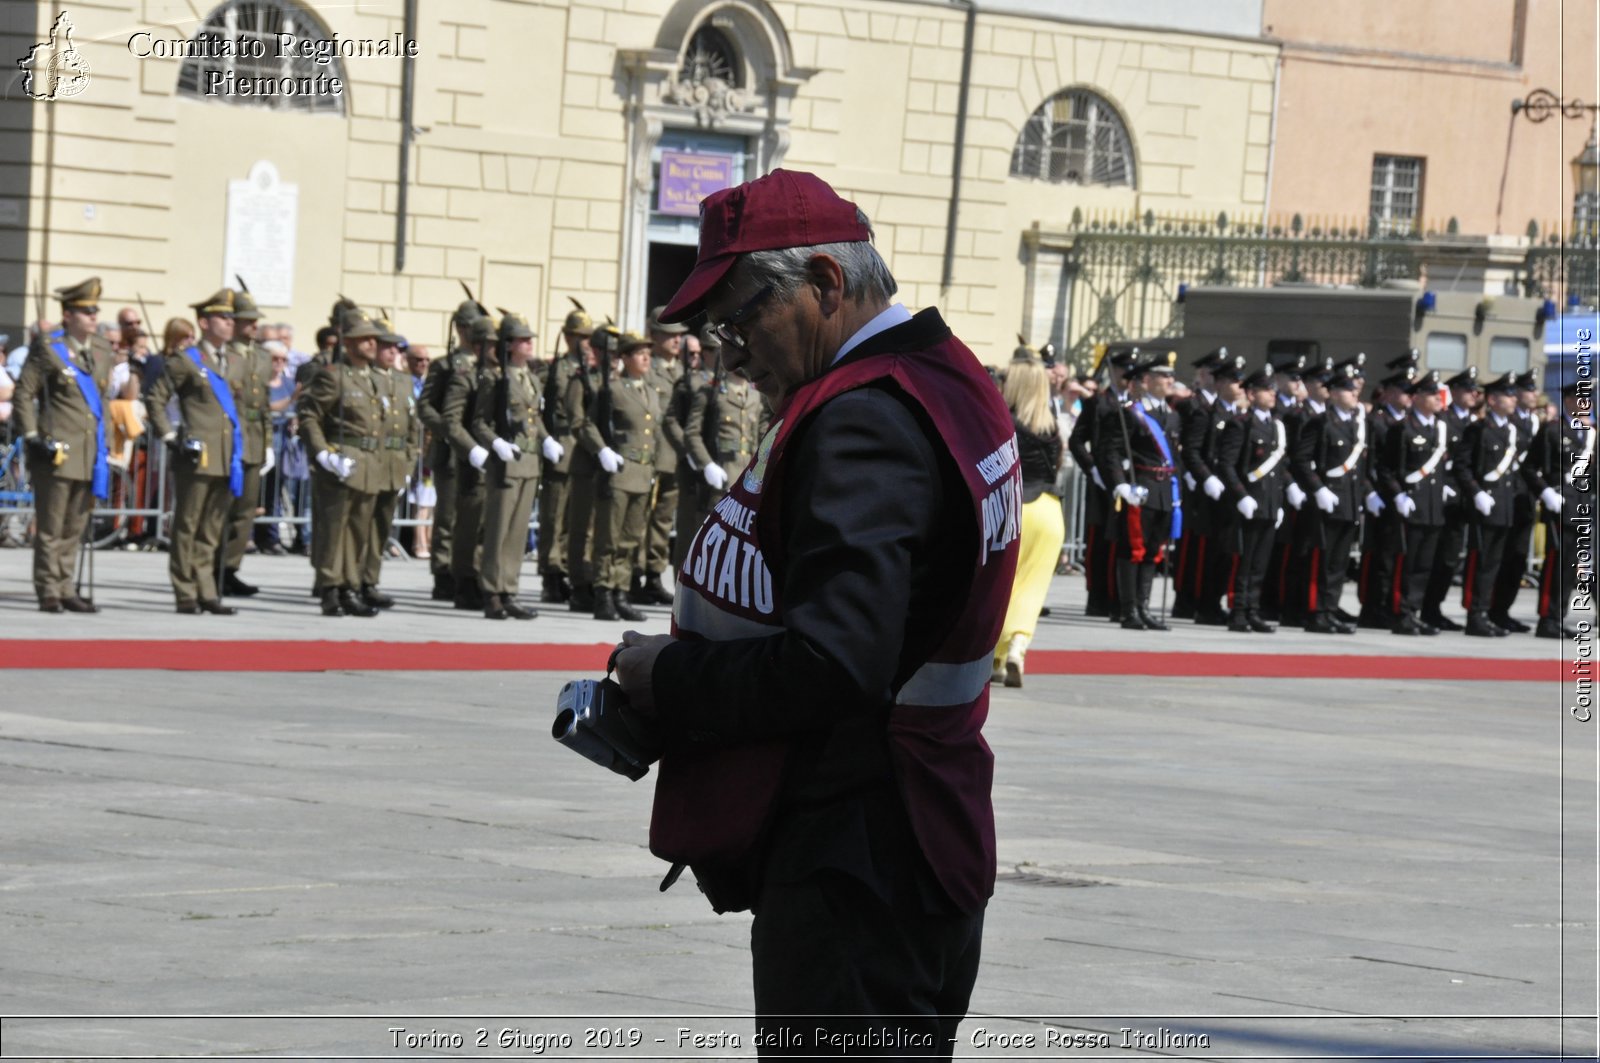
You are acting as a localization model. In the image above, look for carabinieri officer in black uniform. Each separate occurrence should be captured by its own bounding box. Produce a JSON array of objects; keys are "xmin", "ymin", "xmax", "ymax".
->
[
  {"xmin": 1451, "ymin": 372, "xmax": 1522, "ymax": 637},
  {"xmin": 1376, "ymin": 368, "xmax": 1450, "ymax": 636},
  {"xmin": 1217, "ymin": 364, "xmax": 1287, "ymax": 633},
  {"xmin": 1097, "ymin": 350, "xmax": 1181, "ymax": 631},
  {"xmin": 1290, "ymin": 361, "xmax": 1369, "ymax": 634}
]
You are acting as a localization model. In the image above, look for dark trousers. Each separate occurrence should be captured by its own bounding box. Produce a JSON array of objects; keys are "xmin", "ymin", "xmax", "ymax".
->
[
  {"xmin": 1421, "ymin": 502, "xmax": 1467, "ymax": 617},
  {"xmin": 1081, "ymin": 485, "xmax": 1116, "ymax": 614},
  {"xmin": 1307, "ymin": 516, "xmax": 1358, "ymax": 618},
  {"xmin": 1393, "ymin": 521, "xmax": 1443, "ymax": 621},
  {"xmin": 1491, "ymin": 497, "xmax": 1536, "ymax": 617},
  {"xmin": 1362, "ymin": 512, "xmax": 1402, "ymax": 619},
  {"xmin": 1227, "ymin": 518, "xmax": 1275, "ymax": 616},
  {"xmin": 751, "ymin": 871, "xmax": 982, "ymax": 1059},
  {"xmin": 1461, "ymin": 524, "xmax": 1509, "ymax": 616},
  {"xmin": 1538, "ymin": 518, "xmax": 1580, "ymax": 621}
]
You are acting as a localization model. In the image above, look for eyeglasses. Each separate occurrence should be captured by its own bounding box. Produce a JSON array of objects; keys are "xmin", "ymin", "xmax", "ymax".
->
[{"xmin": 709, "ymin": 285, "xmax": 773, "ymax": 349}]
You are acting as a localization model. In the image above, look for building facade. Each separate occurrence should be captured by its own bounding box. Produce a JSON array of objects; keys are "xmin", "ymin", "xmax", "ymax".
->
[{"xmin": 3, "ymin": 0, "xmax": 1277, "ymax": 363}]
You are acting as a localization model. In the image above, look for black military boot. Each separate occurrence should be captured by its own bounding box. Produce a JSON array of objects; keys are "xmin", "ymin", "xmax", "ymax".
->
[
  {"xmin": 540, "ymin": 573, "xmax": 564, "ymax": 604},
  {"xmin": 1537, "ymin": 616, "xmax": 1576, "ymax": 639},
  {"xmin": 1227, "ymin": 610, "xmax": 1253, "ymax": 633},
  {"xmin": 614, "ymin": 589, "xmax": 647, "ymax": 622},
  {"xmin": 642, "ymin": 571, "xmax": 674, "ymax": 605},
  {"xmin": 1246, "ymin": 611, "xmax": 1276, "ymax": 634},
  {"xmin": 483, "ymin": 593, "xmax": 508, "ymax": 620},
  {"xmin": 362, "ymin": 584, "xmax": 395, "ymax": 610},
  {"xmin": 453, "ymin": 584, "xmax": 484, "ymax": 610},
  {"xmin": 1136, "ymin": 565, "xmax": 1169, "ymax": 631},
  {"xmin": 1465, "ymin": 612, "xmax": 1508, "ymax": 637},
  {"xmin": 1171, "ymin": 594, "xmax": 1196, "ymax": 620},
  {"xmin": 1489, "ymin": 612, "xmax": 1530, "ymax": 634},
  {"xmin": 593, "ymin": 587, "xmax": 619, "ymax": 621},
  {"xmin": 320, "ymin": 588, "xmax": 345, "ymax": 616},
  {"xmin": 431, "ymin": 571, "xmax": 456, "ymax": 601},
  {"xmin": 1421, "ymin": 608, "xmax": 1461, "ymax": 632},
  {"xmin": 1305, "ymin": 612, "xmax": 1354, "ymax": 635},
  {"xmin": 503, "ymin": 597, "xmax": 538, "ymax": 620},
  {"xmin": 569, "ymin": 583, "xmax": 595, "ymax": 612},
  {"xmin": 627, "ymin": 570, "xmax": 651, "ymax": 605},
  {"xmin": 340, "ymin": 587, "xmax": 379, "ymax": 618},
  {"xmin": 1116, "ymin": 560, "xmax": 1146, "ymax": 630},
  {"xmin": 222, "ymin": 570, "xmax": 259, "ymax": 597}
]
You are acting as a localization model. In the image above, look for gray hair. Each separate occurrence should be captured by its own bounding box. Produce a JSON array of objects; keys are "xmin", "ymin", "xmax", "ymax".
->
[{"xmin": 740, "ymin": 209, "xmax": 898, "ymax": 306}]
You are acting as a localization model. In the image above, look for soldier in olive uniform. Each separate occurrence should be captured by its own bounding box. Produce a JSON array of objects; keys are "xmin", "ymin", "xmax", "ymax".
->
[
  {"xmin": 14, "ymin": 277, "xmax": 115, "ymax": 612},
  {"xmin": 472, "ymin": 310, "xmax": 563, "ymax": 619},
  {"xmin": 299, "ymin": 309, "xmax": 390, "ymax": 618},
  {"xmin": 146, "ymin": 289, "xmax": 246, "ymax": 615},
  {"xmin": 582, "ymin": 330, "xmax": 657, "ymax": 622},
  {"xmin": 441, "ymin": 315, "xmax": 498, "ymax": 609},
  {"xmin": 563, "ymin": 323, "xmax": 609, "ymax": 613},
  {"xmin": 220, "ymin": 289, "xmax": 274, "ymax": 597},
  {"xmin": 634, "ymin": 306, "xmax": 686, "ymax": 604},
  {"xmin": 684, "ymin": 331, "xmax": 766, "ymax": 517},
  {"xmin": 360, "ymin": 313, "xmax": 415, "ymax": 610},
  {"xmin": 417, "ymin": 300, "xmax": 482, "ymax": 601},
  {"xmin": 536, "ymin": 299, "xmax": 593, "ymax": 603},
  {"xmin": 296, "ymin": 297, "xmax": 358, "ymax": 597}
]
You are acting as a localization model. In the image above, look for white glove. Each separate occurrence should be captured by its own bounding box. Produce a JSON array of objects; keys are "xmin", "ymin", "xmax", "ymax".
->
[
  {"xmin": 1236, "ymin": 496, "xmax": 1259, "ymax": 520},
  {"xmin": 1274, "ymin": 507, "xmax": 1284, "ymax": 529},
  {"xmin": 1183, "ymin": 472, "xmax": 1197, "ymax": 491},
  {"xmin": 1090, "ymin": 466, "xmax": 1106, "ymax": 490},
  {"xmin": 1286, "ymin": 482, "xmax": 1307, "ymax": 510},
  {"xmin": 1542, "ymin": 486, "xmax": 1564, "ymax": 514},
  {"xmin": 316, "ymin": 450, "xmax": 354, "ymax": 480},
  {"xmin": 598, "ymin": 446, "xmax": 624, "ymax": 474},
  {"xmin": 1203, "ymin": 475, "xmax": 1224, "ymax": 501},
  {"xmin": 1473, "ymin": 490, "xmax": 1495, "ymax": 517},
  {"xmin": 1113, "ymin": 482, "xmax": 1141, "ymax": 507},
  {"xmin": 1314, "ymin": 486, "xmax": 1338, "ymax": 514},
  {"xmin": 1442, "ymin": 484, "xmax": 1457, "ymax": 502},
  {"xmin": 468, "ymin": 445, "xmax": 489, "ymax": 470},
  {"xmin": 1395, "ymin": 492, "xmax": 1417, "ymax": 519},
  {"xmin": 162, "ymin": 431, "xmax": 177, "ymax": 444},
  {"xmin": 542, "ymin": 436, "xmax": 564, "ymax": 464},
  {"xmin": 1365, "ymin": 490, "xmax": 1386, "ymax": 517},
  {"xmin": 261, "ymin": 445, "xmax": 276, "ymax": 474},
  {"xmin": 491, "ymin": 438, "xmax": 520, "ymax": 463},
  {"xmin": 704, "ymin": 462, "xmax": 728, "ymax": 490}
]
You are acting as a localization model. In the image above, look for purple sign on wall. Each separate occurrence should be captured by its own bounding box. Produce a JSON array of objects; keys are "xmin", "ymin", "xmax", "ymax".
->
[{"xmin": 658, "ymin": 151, "xmax": 734, "ymax": 217}]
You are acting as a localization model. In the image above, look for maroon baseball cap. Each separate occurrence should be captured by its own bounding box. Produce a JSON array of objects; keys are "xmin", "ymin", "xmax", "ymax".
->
[{"xmin": 659, "ymin": 169, "xmax": 872, "ymax": 323}]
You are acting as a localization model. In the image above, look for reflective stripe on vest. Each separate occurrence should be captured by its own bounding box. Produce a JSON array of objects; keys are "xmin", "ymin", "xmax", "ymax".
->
[{"xmin": 896, "ymin": 654, "xmax": 995, "ymax": 708}]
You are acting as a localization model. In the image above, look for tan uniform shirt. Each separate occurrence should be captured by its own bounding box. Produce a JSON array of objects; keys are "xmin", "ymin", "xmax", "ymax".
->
[
  {"xmin": 146, "ymin": 340, "xmax": 239, "ymax": 477},
  {"xmin": 471, "ymin": 363, "xmax": 551, "ymax": 481},
  {"xmin": 12, "ymin": 332, "xmax": 114, "ymax": 482},
  {"xmin": 581, "ymin": 374, "xmax": 659, "ymax": 494},
  {"xmin": 299, "ymin": 361, "xmax": 388, "ymax": 495}
]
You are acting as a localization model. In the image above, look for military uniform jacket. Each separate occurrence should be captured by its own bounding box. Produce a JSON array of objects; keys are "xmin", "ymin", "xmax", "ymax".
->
[
  {"xmin": 648, "ymin": 358, "xmax": 685, "ymax": 472},
  {"xmin": 1524, "ymin": 415, "xmax": 1593, "ymax": 515},
  {"xmin": 13, "ymin": 332, "xmax": 114, "ymax": 482},
  {"xmin": 147, "ymin": 341, "xmax": 239, "ymax": 477},
  {"xmin": 565, "ymin": 366, "xmax": 603, "ymax": 473},
  {"xmin": 1068, "ymin": 387, "xmax": 1121, "ymax": 479},
  {"xmin": 540, "ymin": 354, "xmax": 583, "ymax": 475},
  {"xmin": 1097, "ymin": 395, "xmax": 1180, "ymax": 513},
  {"xmin": 581, "ymin": 374, "xmax": 659, "ymax": 494},
  {"xmin": 225, "ymin": 338, "xmax": 274, "ymax": 463},
  {"xmin": 440, "ymin": 354, "xmax": 486, "ymax": 467},
  {"xmin": 417, "ymin": 348, "xmax": 472, "ymax": 470},
  {"xmin": 375, "ymin": 366, "xmax": 419, "ymax": 493},
  {"xmin": 1509, "ymin": 408, "xmax": 1538, "ymax": 501},
  {"xmin": 1377, "ymin": 410, "xmax": 1450, "ymax": 526},
  {"xmin": 1291, "ymin": 408, "xmax": 1369, "ymax": 523},
  {"xmin": 1217, "ymin": 409, "xmax": 1288, "ymax": 515},
  {"xmin": 1178, "ymin": 390, "xmax": 1226, "ymax": 487},
  {"xmin": 299, "ymin": 362, "xmax": 388, "ymax": 494},
  {"xmin": 670, "ymin": 367, "xmax": 714, "ymax": 469},
  {"xmin": 687, "ymin": 374, "xmax": 764, "ymax": 473},
  {"xmin": 1452, "ymin": 415, "xmax": 1520, "ymax": 528},
  {"xmin": 471, "ymin": 363, "xmax": 550, "ymax": 481},
  {"xmin": 1367, "ymin": 405, "xmax": 1408, "ymax": 471}
]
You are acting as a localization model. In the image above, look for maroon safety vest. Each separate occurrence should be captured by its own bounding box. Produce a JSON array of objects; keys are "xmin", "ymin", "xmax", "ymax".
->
[{"xmin": 650, "ymin": 315, "xmax": 1022, "ymax": 912}]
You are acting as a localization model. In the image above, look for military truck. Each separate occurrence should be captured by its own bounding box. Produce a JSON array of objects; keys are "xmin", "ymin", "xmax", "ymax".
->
[{"xmin": 1177, "ymin": 281, "xmax": 1552, "ymax": 381}]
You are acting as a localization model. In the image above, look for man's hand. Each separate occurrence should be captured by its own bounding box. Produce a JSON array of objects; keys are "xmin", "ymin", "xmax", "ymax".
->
[
  {"xmin": 542, "ymin": 436, "xmax": 564, "ymax": 464},
  {"xmin": 1113, "ymin": 482, "xmax": 1141, "ymax": 508},
  {"xmin": 1236, "ymin": 495, "xmax": 1258, "ymax": 520},
  {"xmin": 1542, "ymin": 486, "xmax": 1564, "ymax": 515},
  {"xmin": 612, "ymin": 629, "xmax": 674, "ymax": 713},
  {"xmin": 704, "ymin": 462, "xmax": 728, "ymax": 490},
  {"xmin": 1365, "ymin": 490, "xmax": 1386, "ymax": 517},
  {"xmin": 599, "ymin": 447, "xmax": 625, "ymax": 474},
  {"xmin": 468, "ymin": 445, "xmax": 489, "ymax": 470},
  {"xmin": 1473, "ymin": 490, "xmax": 1495, "ymax": 517},
  {"xmin": 1203, "ymin": 474, "xmax": 1224, "ymax": 501},
  {"xmin": 1314, "ymin": 486, "xmax": 1338, "ymax": 513},
  {"xmin": 492, "ymin": 437, "xmax": 520, "ymax": 463},
  {"xmin": 1394, "ymin": 492, "xmax": 1417, "ymax": 519},
  {"xmin": 261, "ymin": 445, "xmax": 276, "ymax": 474},
  {"xmin": 1286, "ymin": 482, "xmax": 1306, "ymax": 510},
  {"xmin": 1090, "ymin": 466, "xmax": 1106, "ymax": 490}
]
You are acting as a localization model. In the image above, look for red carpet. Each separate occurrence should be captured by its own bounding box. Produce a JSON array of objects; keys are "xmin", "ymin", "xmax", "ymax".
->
[{"xmin": 0, "ymin": 640, "xmax": 1554, "ymax": 680}]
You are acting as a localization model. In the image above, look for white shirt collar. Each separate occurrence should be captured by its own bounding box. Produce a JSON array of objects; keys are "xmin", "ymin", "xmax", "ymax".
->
[
  {"xmin": 1200, "ymin": 388, "xmax": 1217, "ymax": 404},
  {"xmin": 1335, "ymin": 407, "xmax": 1354, "ymax": 422},
  {"xmin": 1452, "ymin": 404, "xmax": 1473, "ymax": 420},
  {"xmin": 1491, "ymin": 412, "xmax": 1508, "ymax": 427},
  {"xmin": 1414, "ymin": 412, "xmax": 1435, "ymax": 427},
  {"xmin": 1308, "ymin": 398, "xmax": 1326, "ymax": 414},
  {"xmin": 1253, "ymin": 407, "xmax": 1271, "ymax": 422},
  {"xmin": 832, "ymin": 303, "xmax": 913, "ymax": 365},
  {"xmin": 1386, "ymin": 404, "xmax": 1405, "ymax": 419}
]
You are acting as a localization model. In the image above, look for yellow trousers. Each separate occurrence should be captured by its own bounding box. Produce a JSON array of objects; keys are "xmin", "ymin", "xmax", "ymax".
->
[{"xmin": 994, "ymin": 493, "xmax": 1066, "ymax": 663}]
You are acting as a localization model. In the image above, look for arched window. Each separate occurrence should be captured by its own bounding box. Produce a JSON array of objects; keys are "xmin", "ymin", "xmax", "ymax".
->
[
  {"xmin": 678, "ymin": 25, "xmax": 742, "ymax": 89},
  {"xmin": 176, "ymin": 0, "xmax": 347, "ymax": 115},
  {"xmin": 1011, "ymin": 89, "xmax": 1135, "ymax": 188}
]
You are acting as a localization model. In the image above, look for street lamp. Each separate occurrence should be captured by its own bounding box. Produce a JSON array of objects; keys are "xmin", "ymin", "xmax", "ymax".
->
[{"xmin": 1573, "ymin": 123, "xmax": 1600, "ymax": 237}]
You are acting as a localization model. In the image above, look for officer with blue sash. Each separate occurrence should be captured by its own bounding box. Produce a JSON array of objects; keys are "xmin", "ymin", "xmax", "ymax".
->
[
  {"xmin": 146, "ymin": 289, "xmax": 245, "ymax": 615},
  {"xmin": 13, "ymin": 277, "xmax": 113, "ymax": 613}
]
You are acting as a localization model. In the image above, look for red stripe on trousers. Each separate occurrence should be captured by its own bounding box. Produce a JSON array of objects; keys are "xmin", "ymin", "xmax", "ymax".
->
[
  {"xmin": 1391, "ymin": 555, "xmax": 1406, "ymax": 615},
  {"xmin": 1462, "ymin": 549, "xmax": 1478, "ymax": 611},
  {"xmin": 1358, "ymin": 551, "xmax": 1371, "ymax": 604},
  {"xmin": 1175, "ymin": 533, "xmax": 1192, "ymax": 591},
  {"xmin": 1083, "ymin": 525, "xmax": 1097, "ymax": 594},
  {"xmin": 1308, "ymin": 547, "xmax": 1321, "ymax": 613},
  {"xmin": 1539, "ymin": 544, "xmax": 1556, "ymax": 618},
  {"xmin": 1227, "ymin": 554, "xmax": 1240, "ymax": 612},
  {"xmin": 1127, "ymin": 505, "xmax": 1147, "ymax": 564}
]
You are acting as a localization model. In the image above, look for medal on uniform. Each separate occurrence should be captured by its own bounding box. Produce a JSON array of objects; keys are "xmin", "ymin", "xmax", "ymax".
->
[{"xmin": 744, "ymin": 420, "xmax": 782, "ymax": 494}]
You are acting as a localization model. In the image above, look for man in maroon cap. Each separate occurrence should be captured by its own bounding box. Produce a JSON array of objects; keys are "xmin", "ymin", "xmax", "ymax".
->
[{"xmin": 611, "ymin": 170, "xmax": 1020, "ymax": 1055}]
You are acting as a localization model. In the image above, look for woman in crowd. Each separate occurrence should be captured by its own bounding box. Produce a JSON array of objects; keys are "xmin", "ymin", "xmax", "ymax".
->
[{"xmin": 993, "ymin": 349, "xmax": 1065, "ymax": 687}]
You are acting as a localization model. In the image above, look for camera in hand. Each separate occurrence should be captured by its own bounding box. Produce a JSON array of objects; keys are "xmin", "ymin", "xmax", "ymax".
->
[{"xmin": 552, "ymin": 677, "xmax": 661, "ymax": 781}]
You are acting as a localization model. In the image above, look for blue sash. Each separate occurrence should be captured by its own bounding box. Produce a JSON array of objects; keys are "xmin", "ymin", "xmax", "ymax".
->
[
  {"xmin": 185, "ymin": 346, "xmax": 245, "ymax": 497},
  {"xmin": 49, "ymin": 332, "xmax": 110, "ymax": 500},
  {"xmin": 1136, "ymin": 402, "xmax": 1182, "ymax": 541}
]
